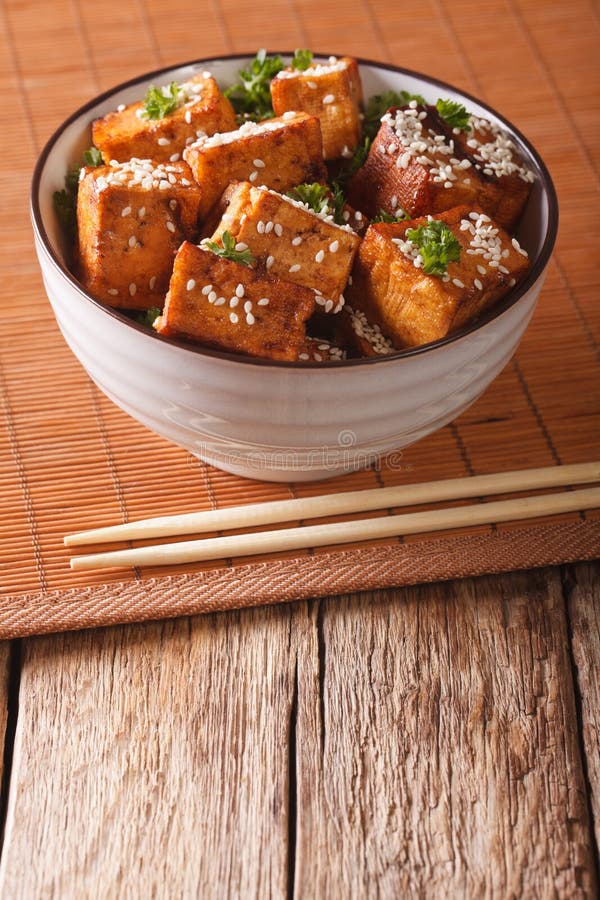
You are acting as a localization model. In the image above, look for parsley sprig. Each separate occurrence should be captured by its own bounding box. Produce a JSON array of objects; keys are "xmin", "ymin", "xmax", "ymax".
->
[
  {"xmin": 142, "ymin": 82, "xmax": 182, "ymax": 120},
  {"xmin": 203, "ymin": 231, "xmax": 256, "ymax": 267},
  {"xmin": 225, "ymin": 50, "xmax": 284, "ymax": 122},
  {"xmin": 286, "ymin": 183, "xmax": 346, "ymax": 225},
  {"xmin": 364, "ymin": 89, "xmax": 426, "ymax": 140},
  {"xmin": 405, "ymin": 220, "xmax": 462, "ymax": 276},
  {"xmin": 436, "ymin": 98, "xmax": 471, "ymax": 132},
  {"xmin": 291, "ymin": 49, "xmax": 313, "ymax": 71},
  {"xmin": 134, "ymin": 306, "xmax": 162, "ymax": 329},
  {"xmin": 372, "ymin": 207, "xmax": 409, "ymax": 223},
  {"xmin": 53, "ymin": 146, "xmax": 103, "ymax": 238}
]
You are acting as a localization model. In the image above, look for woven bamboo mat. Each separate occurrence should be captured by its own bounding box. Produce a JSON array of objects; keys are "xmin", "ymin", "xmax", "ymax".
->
[{"xmin": 1, "ymin": 0, "xmax": 599, "ymax": 638}]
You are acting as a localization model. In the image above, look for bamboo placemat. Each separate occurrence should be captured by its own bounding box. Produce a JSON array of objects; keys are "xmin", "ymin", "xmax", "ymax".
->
[{"xmin": 1, "ymin": 0, "xmax": 599, "ymax": 638}]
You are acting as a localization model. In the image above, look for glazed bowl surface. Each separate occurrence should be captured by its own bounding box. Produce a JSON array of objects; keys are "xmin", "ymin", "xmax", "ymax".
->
[{"xmin": 31, "ymin": 54, "xmax": 558, "ymax": 481}]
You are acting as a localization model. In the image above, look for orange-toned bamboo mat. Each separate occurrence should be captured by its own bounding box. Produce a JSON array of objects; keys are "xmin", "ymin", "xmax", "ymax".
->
[{"xmin": 1, "ymin": 0, "xmax": 599, "ymax": 638}]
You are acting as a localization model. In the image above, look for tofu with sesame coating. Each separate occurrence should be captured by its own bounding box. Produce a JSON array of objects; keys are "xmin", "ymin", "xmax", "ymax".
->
[
  {"xmin": 209, "ymin": 182, "xmax": 360, "ymax": 313},
  {"xmin": 271, "ymin": 56, "xmax": 363, "ymax": 160},
  {"xmin": 334, "ymin": 306, "xmax": 397, "ymax": 358},
  {"xmin": 92, "ymin": 73, "xmax": 237, "ymax": 165},
  {"xmin": 347, "ymin": 104, "xmax": 534, "ymax": 231},
  {"xmin": 182, "ymin": 113, "xmax": 327, "ymax": 218},
  {"xmin": 346, "ymin": 206, "xmax": 530, "ymax": 348},
  {"xmin": 76, "ymin": 159, "xmax": 202, "ymax": 310},
  {"xmin": 155, "ymin": 242, "xmax": 315, "ymax": 361}
]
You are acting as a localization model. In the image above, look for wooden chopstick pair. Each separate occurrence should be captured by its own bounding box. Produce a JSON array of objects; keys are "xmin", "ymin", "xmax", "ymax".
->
[{"xmin": 65, "ymin": 461, "xmax": 600, "ymax": 571}]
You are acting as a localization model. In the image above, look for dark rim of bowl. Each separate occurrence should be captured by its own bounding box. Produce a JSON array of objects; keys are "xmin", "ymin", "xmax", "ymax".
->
[{"xmin": 31, "ymin": 52, "xmax": 559, "ymax": 370}]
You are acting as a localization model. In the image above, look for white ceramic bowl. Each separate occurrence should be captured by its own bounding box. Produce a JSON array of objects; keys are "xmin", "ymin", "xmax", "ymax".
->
[{"xmin": 31, "ymin": 55, "xmax": 558, "ymax": 482}]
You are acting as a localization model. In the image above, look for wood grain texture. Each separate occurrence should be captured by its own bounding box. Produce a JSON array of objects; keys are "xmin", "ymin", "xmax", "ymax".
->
[
  {"xmin": 567, "ymin": 562, "xmax": 600, "ymax": 856},
  {"xmin": 0, "ymin": 607, "xmax": 299, "ymax": 899},
  {"xmin": 294, "ymin": 571, "xmax": 597, "ymax": 898}
]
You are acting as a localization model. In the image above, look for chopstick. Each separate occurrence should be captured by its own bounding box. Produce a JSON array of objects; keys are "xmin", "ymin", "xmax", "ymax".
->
[
  {"xmin": 64, "ymin": 460, "xmax": 600, "ymax": 547},
  {"xmin": 70, "ymin": 486, "xmax": 600, "ymax": 571}
]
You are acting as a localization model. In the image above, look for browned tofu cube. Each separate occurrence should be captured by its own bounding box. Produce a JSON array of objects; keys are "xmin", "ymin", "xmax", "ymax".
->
[
  {"xmin": 334, "ymin": 306, "xmax": 397, "ymax": 358},
  {"xmin": 271, "ymin": 56, "xmax": 363, "ymax": 160},
  {"xmin": 183, "ymin": 113, "xmax": 327, "ymax": 217},
  {"xmin": 210, "ymin": 183, "xmax": 360, "ymax": 313},
  {"xmin": 346, "ymin": 206, "xmax": 530, "ymax": 348},
  {"xmin": 77, "ymin": 159, "xmax": 202, "ymax": 310},
  {"xmin": 347, "ymin": 104, "xmax": 534, "ymax": 231},
  {"xmin": 155, "ymin": 241, "xmax": 315, "ymax": 362},
  {"xmin": 296, "ymin": 338, "xmax": 347, "ymax": 362},
  {"xmin": 92, "ymin": 72, "xmax": 237, "ymax": 165},
  {"xmin": 452, "ymin": 114, "xmax": 534, "ymax": 231}
]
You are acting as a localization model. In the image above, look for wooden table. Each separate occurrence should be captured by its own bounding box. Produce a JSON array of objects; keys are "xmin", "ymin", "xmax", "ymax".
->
[{"xmin": 1, "ymin": 0, "xmax": 599, "ymax": 896}]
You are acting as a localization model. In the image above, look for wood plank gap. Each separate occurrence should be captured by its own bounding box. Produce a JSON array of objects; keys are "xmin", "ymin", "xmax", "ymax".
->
[
  {"xmin": 286, "ymin": 0, "xmax": 310, "ymax": 45},
  {"xmin": 360, "ymin": 0, "xmax": 391, "ymax": 62},
  {"xmin": 551, "ymin": 256, "xmax": 600, "ymax": 363},
  {"xmin": 209, "ymin": 0, "xmax": 235, "ymax": 53},
  {"xmin": 0, "ymin": 2, "xmax": 39, "ymax": 152},
  {"xmin": 0, "ymin": 642, "xmax": 21, "ymax": 859},
  {"xmin": 561, "ymin": 563, "xmax": 600, "ymax": 878},
  {"xmin": 430, "ymin": 0, "xmax": 484, "ymax": 91},
  {"xmin": 70, "ymin": 0, "xmax": 101, "ymax": 91},
  {"xmin": 136, "ymin": 0, "xmax": 164, "ymax": 66},
  {"xmin": 511, "ymin": 357, "xmax": 562, "ymax": 465},
  {"xmin": 315, "ymin": 598, "xmax": 326, "ymax": 760}
]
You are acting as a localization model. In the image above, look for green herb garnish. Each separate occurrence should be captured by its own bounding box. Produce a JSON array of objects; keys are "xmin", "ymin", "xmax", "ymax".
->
[
  {"xmin": 364, "ymin": 89, "xmax": 426, "ymax": 140},
  {"xmin": 286, "ymin": 183, "xmax": 331, "ymax": 215},
  {"xmin": 53, "ymin": 146, "xmax": 103, "ymax": 238},
  {"xmin": 291, "ymin": 49, "xmax": 313, "ymax": 71},
  {"xmin": 134, "ymin": 306, "xmax": 162, "ymax": 329},
  {"xmin": 142, "ymin": 82, "xmax": 182, "ymax": 120},
  {"xmin": 204, "ymin": 230, "xmax": 256, "ymax": 267},
  {"xmin": 225, "ymin": 49, "xmax": 284, "ymax": 122},
  {"xmin": 372, "ymin": 207, "xmax": 409, "ymax": 223},
  {"xmin": 436, "ymin": 98, "xmax": 471, "ymax": 132},
  {"xmin": 405, "ymin": 220, "xmax": 461, "ymax": 276},
  {"xmin": 330, "ymin": 182, "xmax": 346, "ymax": 226}
]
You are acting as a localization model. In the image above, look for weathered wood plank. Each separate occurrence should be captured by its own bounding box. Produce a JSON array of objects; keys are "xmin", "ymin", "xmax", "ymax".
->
[
  {"xmin": 0, "ymin": 607, "xmax": 299, "ymax": 899},
  {"xmin": 294, "ymin": 571, "xmax": 597, "ymax": 898},
  {"xmin": 0, "ymin": 642, "xmax": 13, "ymax": 809},
  {"xmin": 567, "ymin": 562, "xmax": 600, "ymax": 856}
]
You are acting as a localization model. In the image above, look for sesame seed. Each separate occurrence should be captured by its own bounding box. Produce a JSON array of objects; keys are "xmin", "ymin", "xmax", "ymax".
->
[
  {"xmin": 107, "ymin": 288, "xmax": 119, "ymax": 296},
  {"xmin": 499, "ymin": 265, "xmax": 509, "ymax": 274},
  {"xmin": 266, "ymin": 255, "xmax": 274, "ymax": 269},
  {"xmin": 274, "ymin": 223, "xmax": 283, "ymax": 237},
  {"xmin": 307, "ymin": 81, "xmax": 317, "ymax": 89},
  {"xmin": 244, "ymin": 300, "xmax": 253, "ymax": 313},
  {"xmin": 121, "ymin": 206, "xmax": 132, "ymax": 217},
  {"xmin": 201, "ymin": 285, "xmax": 213, "ymax": 295},
  {"xmin": 315, "ymin": 250, "xmax": 325, "ymax": 263},
  {"xmin": 129, "ymin": 283, "xmax": 136, "ymax": 296},
  {"xmin": 214, "ymin": 297, "xmax": 226, "ymax": 305},
  {"xmin": 253, "ymin": 158, "xmax": 265, "ymax": 168},
  {"xmin": 128, "ymin": 235, "xmax": 137, "ymax": 248},
  {"xmin": 246, "ymin": 313, "xmax": 255, "ymax": 325},
  {"xmin": 230, "ymin": 312, "xmax": 238, "ymax": 324},
  {"xmin": 159, "ymin": 180, "xmax": 170, "ymax": 190},
  {"xmin": 299, "ymin": 353, "xmax": 310, "ymax": 360},
  {"xmin": 477, "ymin": 264, "xmax": 486, "ymax": 275},
  {"xmin": 235, "ymin": 242, "xmax": 248, "ymax": 251},
  {"xmin": 509, "ymin": 278, "xmax": 516, "ymax": 287},
  {"xmin": 169, "ymin": 199, "xmax": 177, "ymax": 210},
  {"xmin": 257, "ymin": 221, "xmax": 265, "ymax": 234},
  {"xmin": 187, "ymin": 279, "xmax": 196, "ymax": 291},
  {"xmin": 265, "ymin": 221, "xmax": 274, "ymax": 234},
  {"xmin": 324, "ymin": 299, "xmax": 334, "ymax": 313},
  {"xmin": 329, "ymin": 240, "xmax": 339, "ymax": 253},
  {"xmin": 444, "ymin": 180, "xmax": 453, "ymax": 188},
  {"xmin": 117, "ymin": 104, "xmax": 126, "ymax": 112},
  {"xmin": 291, "ymin": 236, "xmax": 302, "ymax": 246},
  {"xmin": 208, "ymin": 290, "xmax": 217, "ymax": 303},
  {"xmin": 249, "ymin": 170, "xmax": 258, "ymax": 182},
  {"xmin": 158, "ymin": 137, "xmax": 170, "ymax": 146},
  {"xmin": 149, "ymin": 276, "xmax": 157, "ymax": 290},
  {"xmin": 185, "ymin": 110, "xmax": 192, "ymax": 124},
  {"xmin": 322, "ymin": 94, "xmax": 335, "ymax": 104},
  {"xmin": 181, "ymin": 178, "xmax": 191, "ymax": 186},
  {"xmin": 289, "ymin": 264, "xmax": 301, "ymax": 273},
  {"xmin": 235, "ymin": 283, "xmax": 245, "ymax": 298},
  {"xmin": 230, "ymin": 297, "xmax": 239, "ymax": 308},
  {"xmin": 257, "ymin": 298, "xmax": 270, "ymax": 306},
  {"xmin": 452, "ymin": 278, "xmax": 465, "ymax": 288},
  {"xmin": 167, "ymin": 173, "xmax": 177, "ymax": 184},
  {"xmin": 166, "ymin": 221, "xmax": 176, "ymax": 232},
  {"xmin": 474, "ymin": 278, "xmax": 483, "ymax": 290}
]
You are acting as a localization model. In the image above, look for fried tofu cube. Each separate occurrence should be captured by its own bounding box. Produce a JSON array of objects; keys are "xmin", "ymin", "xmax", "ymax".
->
[
  {"xmin": 346, "ymin": 206, "xmax": 530, "ymax": 348},
  {"xmin": 92, "ymin": 73, "xmax": 237, "ymax": 165},
  {"xmin": 297, "ymin": 338, "xmax": 347, "ymax": 362},
  {"xmin": 271, "ymin": 56, "xmax": 363, "ymax": 160},
  {"xmin": 210, "ymin": 182, "xmax": 360, "ymax": 312},
  {"xmin": 183, "ymin": 112, "xmax": 327, "ymax": 218},
  {"xmin": 77, "ymin": 159, "xmax": 202, "ymax": 310},
  {"xmin": 347, "ymin": 104, "xmax": 534, "ymax": 231},
  {"xmin": 155, "ymin": 241, "xmax": 315, "ymax": 361}
]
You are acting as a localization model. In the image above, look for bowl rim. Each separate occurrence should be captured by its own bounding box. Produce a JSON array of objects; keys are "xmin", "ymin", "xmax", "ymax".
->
[{"xmin": 30, "ymin": 51, "xmax": 559, "ymax": 370}]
